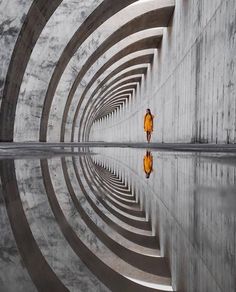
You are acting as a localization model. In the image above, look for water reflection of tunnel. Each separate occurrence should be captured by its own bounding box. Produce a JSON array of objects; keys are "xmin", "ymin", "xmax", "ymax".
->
[
  {"xmin": 1, "ymin": 149, "xmax": 173, "ymax": 292},
  {"xmin": 1, "ymin": 148, "xmax": 236, "ymax": 292},
  {"xmin": 0, "ymin": 0, "xmax": 236, "ymax": 291}
]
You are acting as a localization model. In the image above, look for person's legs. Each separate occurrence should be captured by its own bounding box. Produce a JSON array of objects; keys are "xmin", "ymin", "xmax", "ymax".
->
[{"xmin": 146, "ymin": 131, "xmax": 152, "ymax": 143}]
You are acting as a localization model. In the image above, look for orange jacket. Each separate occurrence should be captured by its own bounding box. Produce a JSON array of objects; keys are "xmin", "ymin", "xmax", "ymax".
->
[
  {"xmin": 143, "ymin": 154, "xmax": 153, "ymax": 174},
  {"xmin": 144, "ymin": 113, "xmax": 154, "ymax": 132}
]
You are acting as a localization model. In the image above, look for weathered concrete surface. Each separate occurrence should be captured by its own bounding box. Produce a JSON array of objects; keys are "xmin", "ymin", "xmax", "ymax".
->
[
  {"xmin": 0, "ymin": 143, "xmax": 236, "ymax": 292},
  {"xmin": 0, "ymin": 0, "xmax": 33, "ymax": 107},
  {"xmin": 1, "ymin": 1, "xmax": 235, "ymax": 143},
  {"xmin": 90, "ymin": 0, "xmax": 236, "ymax": 144},
  {"xmin": 94, "ymin": 147, "xmax": 236, "ymax": 292},
  {"xmin": 1, "ymin": 146, "xmax": 235, "ymax": 291},
  {"xmin": 1, "ymin": 1, "xmax": 235, "ymax": 291},
  {"xmin": 0, "ymin": 0, "xmax": 175, "ymax": 143}
]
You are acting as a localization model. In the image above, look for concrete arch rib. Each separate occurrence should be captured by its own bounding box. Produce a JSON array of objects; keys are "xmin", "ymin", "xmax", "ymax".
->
[
  {"xmin": 75, "ymin": 78, "xmax": 142, "ymax": 142},
  {"xmin": 60, "ymin": 5, "xmax": 175, "ymax": 143},
  {"xmin": 0, "ymin": 0, "xmax": 139, "ymax": 142},
  {"xmin": 82, "ymin": 65, "xmax": 150, "ymax": 140},
  {"xmin": 96, "ymin": 102, "xmax": 126, "ymax": 120},
  {"xmin": 40, "ymin": 159, "xmax": 168, "ymax": 292},
  {"xmin": 98, "ymin": 84, "xmax": 138, "ymax": 102},
  {"xmin": 0, "ymin": 160, "xmax": 68, "ymax": 291},
  {"xmin": 94, "ymin": 95, "xmax": 131, "ymax": 120},
  {"xmin": 90, "ymin": 84, "xmax": 138, "ymax": 115},
  {"xmin": 88, "ymin": 95, "xmax": 133, "ymax": 128},
  {"xmin": 78, "ymin": 66, "xmax": 150, "ymax": 141},
  {"xmin": 0, "ymin": 0, "xmax": 175, "ymax": 143},
  {"xmin": 94, "ymin": 91, "xmax": 135, "ymax": 113},
  {"xmin": 74, "ymin": 54, "xmax": 153, "ymax": 142},
  {"xmin": 94, "ymin": 103, "xmax": 127, "ymax": 122},
  {"xmin": 38, "ymin": 0, "xmax": 140, "ymax": 142},
  {"xmin": 70, "ymin": 51, "xmax": 153, "ymax": 142},
  {"xmin": 60, "ymin": 33, "xmax": 162, "ymax": 141},
  {"xmin": 86, "ymin": 91, "xmax": 136, "ymax": 137},
  {"xmin": 61, "ymin": 29, "xmax": 163, "ymax": 142},
  {"xmin": 79, "ymin": 64, "xmax": 148, "ymax": 140},
  {"xmin": 79, "ymin": 71, "xmax": 145, "ymax": 142},
  {"xmin": 0, "ymin": 0, "xmax": 63, "ymax": 142},
  {"xmin": 60, "ymin": 31, "xmax": 162, "ymax": 142}
]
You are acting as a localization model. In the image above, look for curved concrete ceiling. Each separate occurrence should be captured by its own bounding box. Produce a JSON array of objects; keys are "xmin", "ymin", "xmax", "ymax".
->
[
  {"xmin": 75, "ymin": 76, "xmax": 144, "ymax": 141},
  {"xmin": 0, "ymin": 0, "xmax": 175, "ymax": 144},
  {"xmin": 65, "ymin": 51, "xmax": 154, "ymax": 139},
  {"xmin": 78, "ymin": 64, "xmax": 150, "ymax": 138},
  {"xmin": 59, "ymin": 34, "xmax": 162, "ymax": 141}
]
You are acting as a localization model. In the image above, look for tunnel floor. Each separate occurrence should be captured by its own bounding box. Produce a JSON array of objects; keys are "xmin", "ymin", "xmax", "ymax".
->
[{"xmin": 0, "ymin": 144, "xmax": 235, "ymax": 292}]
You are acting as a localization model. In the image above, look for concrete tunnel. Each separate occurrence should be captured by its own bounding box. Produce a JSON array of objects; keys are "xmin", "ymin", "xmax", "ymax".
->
[{"xmin": 0, "ymin": 0, "xmax": 236, "ymax": 292}]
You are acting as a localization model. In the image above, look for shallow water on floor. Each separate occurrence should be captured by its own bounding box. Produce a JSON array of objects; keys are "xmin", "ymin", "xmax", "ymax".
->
[{"xmin": 0, "ymin": 147, "xmax": 235, "ymax": 292}]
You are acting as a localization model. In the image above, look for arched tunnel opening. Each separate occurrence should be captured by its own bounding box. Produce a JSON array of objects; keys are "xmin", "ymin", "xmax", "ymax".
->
[{"xmin": 0, "ymin": 1, "xmax": 236, "ymax": 291}]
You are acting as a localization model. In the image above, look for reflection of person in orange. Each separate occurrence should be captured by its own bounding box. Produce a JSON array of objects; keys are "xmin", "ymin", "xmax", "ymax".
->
[
  {"xmin": 144, "ymin": 109, "xmax": 154, "ymax": 143},
  {"xmin": 143, "ymin": 151, "xmax": 153, "ymax": 179}
]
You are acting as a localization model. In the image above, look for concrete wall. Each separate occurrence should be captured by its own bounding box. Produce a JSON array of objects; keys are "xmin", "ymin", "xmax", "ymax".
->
[
  {"xmin": 0, "ymin": 0, "xmax": 33, "ymax": 109},
  {"xmin": 90, "ymin": 0, "xmax": 236, "ymax": 144},
  {"xmin": 93, "ymin": 147, "xmax": 236, "ymax": 292},
  {"xmin": 1, "ymin": 0, "xmax": 175, "ymax": 142},
  {"xmin": 1, "ymin": 0, "xmax": 235, "ymax": 143}
]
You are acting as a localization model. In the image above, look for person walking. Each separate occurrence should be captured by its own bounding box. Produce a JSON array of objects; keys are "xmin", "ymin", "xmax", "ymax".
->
[{"xmin": 144, "ymin": 108, "xmax": 154, "ymax": 143}]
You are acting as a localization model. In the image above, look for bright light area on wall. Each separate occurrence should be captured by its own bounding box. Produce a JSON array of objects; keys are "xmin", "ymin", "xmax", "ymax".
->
[
  {"xmin": 125, "ymin": 277, "xmax": 174, "ymax": 291},
  {"xmin": 130, "ymin": 0, "xmax": 157, "ymax": 6},
  {"xmin": 130, "ymin": 0, "xmax": 171, "ymax": 8}
]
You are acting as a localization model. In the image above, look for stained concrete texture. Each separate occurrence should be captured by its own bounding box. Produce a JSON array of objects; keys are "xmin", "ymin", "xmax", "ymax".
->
[
  {"xmin": 0, "ymin": 0, "xmax": 175, "ymax": 143},
  {"xmin": 0, "ymin": 1, "xmax": 235, "ymax": 144},
  {"xmin": 0, "ymin": 1, "xmax": 236, "ymax": 290},
  {"xmin": 0, "ymin": 145, "xmax": 236, "ymax": 292},
  {"xmin": 90, "ymin": 0, "xmax": 236, "ymax": 144}
]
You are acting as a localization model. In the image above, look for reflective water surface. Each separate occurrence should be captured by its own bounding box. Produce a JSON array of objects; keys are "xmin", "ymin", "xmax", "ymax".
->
[{"xmin": 0, "ymin": 147, "xmax": 235, "ymax": 292}]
